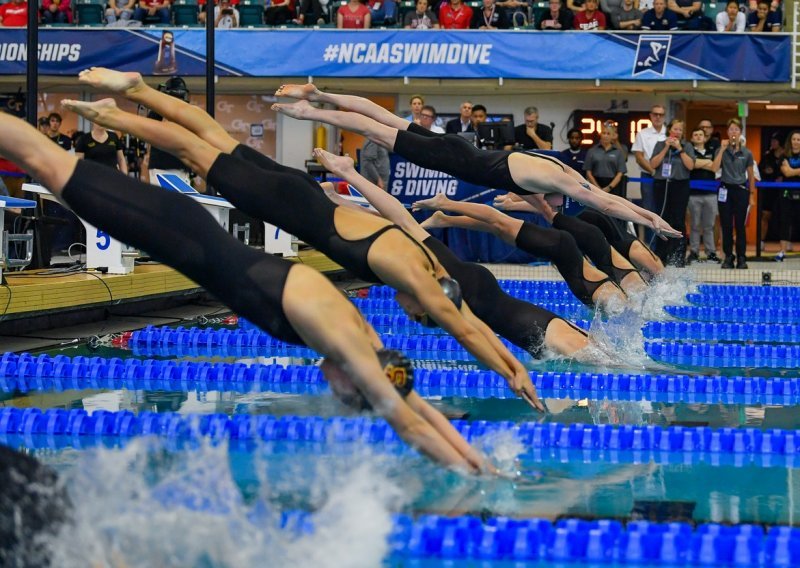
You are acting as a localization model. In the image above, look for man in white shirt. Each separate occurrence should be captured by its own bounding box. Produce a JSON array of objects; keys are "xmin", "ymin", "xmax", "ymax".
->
[
  {"xmin": 631, "ymin": 104, "xmax": 667, "ymax": 224},
  {"xmin": 214, "ymin": 0, "xmax": 239, "ymax": 28}
]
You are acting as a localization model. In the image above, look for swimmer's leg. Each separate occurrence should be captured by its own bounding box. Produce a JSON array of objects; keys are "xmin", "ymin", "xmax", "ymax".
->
[
  {"xmin": 62, "ymin": 98, "xmax": 220, "ymax": 178},
  {"xmin": 544, "ymin": 318, "xmax": 591, "ymax": 355},
  {"xmin": 629, "ymin": 239, "xmax": 665, "ymax": 280},
  {"xmin": 78, "ymin": 67, "xmax": 238, "ymax": 154},
  {"xmin": 276, "ymin": 83, "xmax": 412, "ymax": 131},
  {"xmin": 413, "ymin": 193, "xmax": 523, "ymax": 245}
]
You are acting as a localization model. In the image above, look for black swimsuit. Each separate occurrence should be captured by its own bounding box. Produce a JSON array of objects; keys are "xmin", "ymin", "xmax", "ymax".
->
[
  {"xmin": 61, "ymin": 159, "xmax": 305, "ymax": 345},
  {"xmin": 422, "ymin": 235, "xmax": 586, "ymax": 356},
  {"xmin": 393, "ymin": 123, "xmax": 564, "ymax": 196},
  {"xmin": 208, "ymin": 146, "xmax": 426, "ymax": 284}
]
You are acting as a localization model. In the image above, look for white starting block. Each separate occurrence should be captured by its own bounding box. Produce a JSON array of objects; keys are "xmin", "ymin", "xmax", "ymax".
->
[
  {"xmin": 23, "ymin": 183, "xmax": 137, "ymax": 274},
  {"xmin": 0, "ymin": 195, "xmax": 36, "ymax": 282},
  {"xmin": 151, "ymin": 170, "xmax": 297, "ymax": 258}
]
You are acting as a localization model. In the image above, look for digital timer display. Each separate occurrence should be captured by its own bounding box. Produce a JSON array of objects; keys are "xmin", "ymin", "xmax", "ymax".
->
[{"xmin": 572, "ymin": 110, "xmax": 653, "ymax": 147}]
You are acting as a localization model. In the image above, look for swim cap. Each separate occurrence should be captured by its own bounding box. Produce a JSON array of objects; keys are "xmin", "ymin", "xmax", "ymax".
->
[
  {"xmin": 377, "ymin": 348, "xmax": 415, "ymax": 397},
  {"xmin": 438, "ymin": 276, "xmax": 463, "ymax": 310},
  {"xmin": 413, "ymin": 276, "xmax": 463, "ymax": 328}
]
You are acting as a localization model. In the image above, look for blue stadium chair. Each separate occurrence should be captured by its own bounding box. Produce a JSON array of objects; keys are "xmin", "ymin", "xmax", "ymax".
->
[
  {"xmin": 173, "ymin": 0, "xmax": 200, "ymax": 25},
  {"xmin": 74, "ymin": 0, "xmax": 104, "ymax": 25},
  {"xmin": 238, "ymin": 0, "xmax": 265, "ymax": 27}
]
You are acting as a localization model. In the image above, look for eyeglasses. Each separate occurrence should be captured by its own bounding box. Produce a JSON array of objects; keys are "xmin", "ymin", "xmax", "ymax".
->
[
  {"xmin": 700, "ymin": 124, "xmax": 713, "ymax": 129},
  {"xmin": 421, "ymin": 114, "xmax": 435, "ymax": 119},
  {"xmin": 650, "ymin": 112, "xmax": 665, "ymax": 117}
]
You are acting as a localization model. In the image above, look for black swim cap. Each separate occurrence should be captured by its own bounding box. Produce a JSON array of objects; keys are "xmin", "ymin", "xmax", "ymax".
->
[{"xmin": 377, "ymin": 348, "xmax": 415, "ymax": 397}]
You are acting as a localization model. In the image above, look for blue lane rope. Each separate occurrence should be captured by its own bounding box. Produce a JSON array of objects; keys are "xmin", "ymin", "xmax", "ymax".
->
[
  {"xmin": 698, "ymin": 285, "xmax": 800, "ymax": 298},
  {"xmin": 4, "ymin": 352, "xmax": 800, "ymax": 406},
  {"xmin": 350, "ymin": 298, "xmax": 593, "ymax": 320},
  {"xmin": 2, "ymin": 408, "xmax": 799, "ymax": 466},
  {"xmin": 643, "ymin": 321, "xmax": 800, "ymax": 343},
  {"xmin": 664, "ymin": 306, "xmax": 800, "ymax": 324},
  {"xmin": 687, "ymin": 294, "xmax": 799, "ymax": 309}
]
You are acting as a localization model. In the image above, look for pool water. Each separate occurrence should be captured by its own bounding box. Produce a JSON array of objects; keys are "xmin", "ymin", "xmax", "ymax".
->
[{"xmin": 3, "ymin": 274, "xmax": 800, "ymax": 566}]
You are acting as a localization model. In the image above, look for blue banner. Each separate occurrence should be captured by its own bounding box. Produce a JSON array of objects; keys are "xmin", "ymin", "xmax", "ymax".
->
[{"xmin": 0, "ymin": 28, "xmax": 789, "ymax": 82}]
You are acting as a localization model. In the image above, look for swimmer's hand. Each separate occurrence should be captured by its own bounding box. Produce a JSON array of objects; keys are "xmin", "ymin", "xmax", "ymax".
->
[
  {"xmin": 492, "ymin": 193, "xmax": 527, "ymax": 211},
  {"xmin": 651, "ymin": 217, "xmax": 683, "ymax": 240},
  {"xmin": 509, "ymin": 371, "xmax": 545, "ymax": 413}
]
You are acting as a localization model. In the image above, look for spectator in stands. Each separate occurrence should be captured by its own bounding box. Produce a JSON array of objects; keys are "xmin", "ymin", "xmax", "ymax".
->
[
  {"xmin": 367, "ymin": 0, "xmax": 397, "ymax": 24},
  {"xmin": 338, "ymin": 0, "xmax": 371, "ymax": 27},
  {"xmin": 75, "ymin": 123, "xmax": 129, "ymax": 174},
  {"xmin": 686, "ymin": 126, "xmax": 720, "ymax": 263},
  {"xmin": 712, "ymin": 118, "xmax": 755, "ymax": 269},
  {"xmin": 538, "ymin": 0, "xmax": 573, "ymax": 28},
  {"xmin": 106, "ymin": 0, "xmax": 135, "ymax": 24},
  {"xmin": 0, "ymin": 0, "xmax": 29, "ymax": 26},
  {"xmin": 47, "ymin": 113, "xmax": 72, "ymax": 151},
  {"xmin": 560, "ymin": 128, "xmax": 588, "ymax": 174},
  {"xmin": 610, "ymin": 0, "xmax": 642, "ymax": 29},
  {"xmin": 747, "ymin": 0, "xmax": 781, "ymax": 30},
  {"xmin": 293, "ymin": 0, "xmax": 326, "ymax": 24},
  {"xmin": 632, "ymin": 104, "xmax": 667, "ymax": 223},
  {"xmin": 445, "ymin": 101, "xmax": 473, "ymax": 133},
  {"xmin": 134, "ymin": 0, "xmax": 172, "ymax": 24},
  {"xmin": 360, "ymin": 139, "xmax": 390, "ymax": 190},
  {"xmin": 405, "ymin": 0, "xmax": 439, "ymax": 27},
  {"xmin": 212, "ymin": 0, "xmax": 239, "ymax": 26},
  {"xmin": 439, "ymin": 0, "xmax": 473, "ymax": 28},
  {"xmin": 585, "ymin": 124, "xmax": 627, "ymax": 199},
  {"xmin": 513, "ymin": 106, "xmax": 553, "ymax": 150},
  {"xmin": 716, "ymin": 0, "xmax": 745, "ymax": 30},
  {"xmin": 650, "ymin": 118, "xmax": 695, "ymax": 266},
  {"xmin": 41, "ymin": 0, "xmax": 72, "ymax": 24},
  {"xmin": 471, "ymin": 0, "xmax": 509, "ymax": 28},
  {"xmin": 574, "ymin": 0, "xmax": 606, "ymax": 28},
  {"xmin": 265, "ymin": 0, "xmax": 294, "ymax": 25},
  {"xmin": 668, "ymin": 0, "xmax": 711, "ymax": 29},
  {"xmin": 419, "ymin": 105, "xmax": 445, "ymax": 134},
  {"xmin": 37, "ymin": 117, "xmax": 50, "ymax": 134},
  {"xmin": 404, "ymin": 95, "xmax": 425, "ymax": 124},
  {"xmin": 759, "ymin": 135, "xmax": 784, "ymax": 248},
  {"xmin": 776, "ymin": 131, "xmax": 800, "ymax": 262},
  {"xmin": 641, "ymin": 0, "xmax": 678, "ymax": 29},
  {"xmin": 497, "ymin": 0, "xmax": 530, "ymax": 26}
]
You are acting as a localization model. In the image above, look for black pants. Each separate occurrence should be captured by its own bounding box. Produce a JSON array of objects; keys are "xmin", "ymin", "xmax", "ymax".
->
[
  {"xmin": 297, "ymin": 0, "xmax": 323, "ymax": 22},
  {"xmin": 718, "ymin": 183, "xmax": 749, "ymax": 258},
  {"xmin": 778, "ymin": 193, "xmax": 800, "ymax": 242},
  {"xmin": 265, "ymin": 4, "xmax": 293, "ymax": 24},
  {"xmin": 593, "ymin": 175, "xmax": 627, "ymax": 199},
  {"xmin": 653, "ymin": 178, "xmax": 690, "ymax": 265}
]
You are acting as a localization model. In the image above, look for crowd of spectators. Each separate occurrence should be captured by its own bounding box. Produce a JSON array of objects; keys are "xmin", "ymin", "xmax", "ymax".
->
[{"xmin": 0, "ymin": 0, "xmax": 782, "ymax": 29}]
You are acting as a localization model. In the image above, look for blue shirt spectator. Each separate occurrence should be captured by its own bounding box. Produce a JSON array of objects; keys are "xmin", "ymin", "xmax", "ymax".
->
[
  {"xmin": 641, "ymin": 0, "xmax": 678, "ymax": 29},
  {"xmin": 747, "ymin": 0, "xmax": 781, "ymax": 30}
]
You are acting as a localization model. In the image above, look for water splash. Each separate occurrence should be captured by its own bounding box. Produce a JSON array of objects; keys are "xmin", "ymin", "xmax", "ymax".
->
[{"xmin": 44, "ymin": 438, "xmax": 403, "ymax": 568}]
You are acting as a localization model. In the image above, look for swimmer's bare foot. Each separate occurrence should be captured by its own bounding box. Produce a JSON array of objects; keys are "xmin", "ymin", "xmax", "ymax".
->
[
  {"xmin": 420, "ymin": 211, "xmax": 451, "ymax": 230},
  {"xmin": 78, "ymin": 67, "xmax": 144, "ymax": 96},
  {"xmin": 271, "ymin": 100, "xmax": 315, "ymax": 121},
  {"xmin": 412, "ymin": 193, "xmax": 449, "ymax": 211},
  {"xmin": 61, "ymin": 98, "xmax": 119, "ymax": 125},
  {"xmin": 313, "ymin": 147, "xmax": 354, "ymax": 176},
  {"xmin": 275, "ymin": 83, "xmax": 321, "ymax": 102}
]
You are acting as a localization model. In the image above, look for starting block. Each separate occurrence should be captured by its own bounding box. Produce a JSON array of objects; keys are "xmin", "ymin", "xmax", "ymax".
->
[
  {"xmin": 152, "ymin": 170, "xmax": 297, "ymax": 257},
  {"xmin": 0, "ymin": 195, "xmax": 36, "ymax": 282},
  {"xmin": 23, "ymin": 183, "xmax": 137, "ymax": 274}
]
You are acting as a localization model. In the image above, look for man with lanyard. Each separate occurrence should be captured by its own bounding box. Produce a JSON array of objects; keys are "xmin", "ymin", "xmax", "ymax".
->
[
  {"xmin": 632, "ymin": 104, "xmax": 667, "ymax": 238},
  {"xmin": 711, "ymin": 118, "xmax": 755, "ymax": 269}
]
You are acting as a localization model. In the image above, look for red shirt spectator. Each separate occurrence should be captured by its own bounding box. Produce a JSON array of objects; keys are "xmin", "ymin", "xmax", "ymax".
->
[
  {"xmin": 573, "ymin": 0, "xmax": 605, "ymax": 28},
  {"xmin": 439, "ymin": 0, "xmax": 472, "ymax": 28},
  {"xmin": 338, "ymin": 0, "xmax": 371, "ymax": 27},
  {"xmin": 0, "ymin": 0, "xmax": 29, "ymax": 27}
]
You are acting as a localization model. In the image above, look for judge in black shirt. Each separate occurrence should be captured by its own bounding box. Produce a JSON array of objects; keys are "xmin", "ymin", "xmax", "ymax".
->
[
  {"xmin": 74, "ymin": 123, "xmax": 129, "ymax": 174},
  {"xmin": 513, "ymin": 106, "xmax": 553, "ymax": 150}
]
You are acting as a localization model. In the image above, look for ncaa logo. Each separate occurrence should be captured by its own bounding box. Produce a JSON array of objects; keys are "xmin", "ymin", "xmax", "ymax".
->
[{"xmin": 633, "ymin": 35, "xmax": 672, "ymax": 76}]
